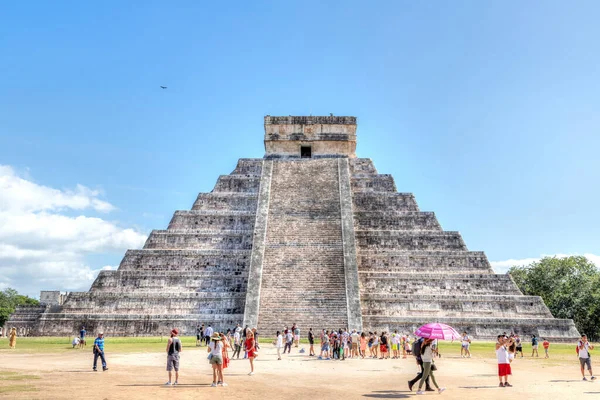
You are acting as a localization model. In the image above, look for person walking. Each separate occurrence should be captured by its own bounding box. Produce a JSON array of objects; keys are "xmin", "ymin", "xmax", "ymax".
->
[
  {"xmin": 496, "ymin": 335, "xmax": 513, "ymax": 387},
  {"xmin": 276, "ymin": 330, "xmax": 283, "ymax": 360},
  {"xmin": 207, "ymin": 332, "xmax": 227, "ymax": 387},
  {"xmin": 284, "ymin": 329, "xmax": 293, "ymax": 354},
  {"xmin": 543, "ymin": 338, "xmax": 550, "ymax": 358},
  {"xmin": 515, "ymin": 334, "xmax": 523, "ymax": 358},
  {"xmin": 93, "ymin": 332, "xmax": 108, "ymax": 372},
  {"xmin": 196, "ymin": 325, "xmax": 203, "ymax": 347},
  {"xmin": 165, "ymin": 329, "xmax": 182, "ymax": 386},
  {"xmin": 9, "ymin": 327, "xmax": 17, "ymax": 349},
  {"xmin": 461, "ymin": 332, "xmax": 472, "ymax": 358},
  {"xmin": 308, "ymin": 328, "xmax": 315, "ymax": 356},
  {"xmin": 245, "ymin": 330, "xmax": 257, "ymax": 375},
  {"xmin": 232, "ymin": 327, "xmax": 242, "ymax": 359},
  {"xmin": 531, "ymin": 335, "xmax": 539, "ymax": 357},
  {"xmin": 578, "ymin": 334, "xmax": 596, "ymax": 381},
  {"xmin": 408, "ymin": 337, "xmax": 434, "ymax": 392},
  {"xmin": 416, "ymin": 338, "xmax": 445, "ymax": 394}
]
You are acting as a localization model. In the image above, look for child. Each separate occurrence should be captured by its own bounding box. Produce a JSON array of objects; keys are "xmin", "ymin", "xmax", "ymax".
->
[
  {"xmin": 380, "ymin": 332, "xmax": 389, "ymax": 359},
  {"xmin": 542, "ymin": 339, "xmax": 550, "ymax": 358}
]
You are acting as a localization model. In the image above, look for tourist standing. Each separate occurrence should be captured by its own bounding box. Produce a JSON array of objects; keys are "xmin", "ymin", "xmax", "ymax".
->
[
  {"xmin": 531, "ymin": 335, "xmax": 539, "ymax": 357},
  {"xmin": 461, "ymin": 332, "xmax": 471, "ymax": 358},
  {"xmin": 80, "ymin": 326, "xmax": 86, "ymax": 342},
  {"xmin": 165, "ymin": 328, "xmax": 182, "ymax": 386},
  {"xmin": 578, "ymin": 334, "xmax": 596, "ymax": 381},
  {"xmin": 232, "ymin": 327, "xmax": 242, "ymax": 359},
  {"xmin": 319, "ymin": 331, "xmax": 331, "ymax": 360},
  {"xmin": 294, "ymin": 325, "xmax": 300, "ymax": 348},
  {"xmin": 253, "ymin": 327, "xmax": 261, "ymax": 350},
  {"xmin": 308, "ymin": 328, "xmax": 315, "ymax": 356},
  {"xmin": 208, "ymin": 332, "xmax": 227, "ymax": 386},
  {"xmin": 359, "ymin": 332, "xmax": 367, "ymax": 358},
  {"xmin": 9, "ymin": 327, "xmax": 16, "ymax": 349},
  {"xmin": 515, "ymin": 334, "xmax": 523, "ymax": 358},
  {"xmin": 496, "ymin": 335, "xmax": 512, "ymax": 387},
  {"xmin": 543, "ymin": 338, "xmax": 550, "ymax": 358},
  {"xmin": 416, "ymin": 338, "xmax": 445, "ymax": 394},
  {"xmin": 204, "ymin": 325, "xmax": 214, "ymax": 347},
  {"xmin": 351, "ymin": 329, "xmax": 360, "ymax": 358},
  {"xmin": 372, "ymin": 332, "xmax": 379, "ymax": 358},
  {"xmin": 245, "ymin": 330, "xmax": 256, "ymax": 375},
  {"xmin": 380, "ymin": 332, "xmax": 389, "ymax": 359},
  {"xmin": 196, "ymin": 325, "xmax": 203, "ymax": 346},
  {"xmin": 408, "ymin": 337, "xmax": 433, "ymax": 392},
  {"xmin": 93, "ymin": 332, "xmax": 108, "ymax": 371}
]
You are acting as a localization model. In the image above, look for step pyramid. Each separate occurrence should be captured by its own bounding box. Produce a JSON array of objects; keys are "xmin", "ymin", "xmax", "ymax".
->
[{"xmin": 8, "ymin": 116, "xmax": 579, "ymax": 341}]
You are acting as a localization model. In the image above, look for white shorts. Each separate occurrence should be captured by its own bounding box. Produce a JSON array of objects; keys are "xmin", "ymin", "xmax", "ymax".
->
[
  {"xmin": 294, "ymin": 335, "xmax": 300, "ymax": 341},
  {"xmin": 532, "ymin": 345, "xmax": 538, "ymax": 350}
]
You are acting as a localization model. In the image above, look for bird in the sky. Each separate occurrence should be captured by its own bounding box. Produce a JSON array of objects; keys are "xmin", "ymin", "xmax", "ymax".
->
[{"xmin": 160, "ymin": 86, "xmax": 167, "ymax": 89}]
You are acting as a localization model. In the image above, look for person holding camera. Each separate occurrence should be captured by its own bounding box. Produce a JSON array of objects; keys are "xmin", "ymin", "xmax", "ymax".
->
[{"xmin": 496, "ymin": 335, "xmax": 513, "ymax": 387}]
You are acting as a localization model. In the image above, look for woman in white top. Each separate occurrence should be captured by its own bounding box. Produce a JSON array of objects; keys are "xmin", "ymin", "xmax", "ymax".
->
[
  {"xmin": 416, "ymin": 338, "xmax": 446, "ymax": 395},
  {"xmin": 208, "ymin": 333, "xmax": 226, "ymax": 387},
  {"xmin": 275, "ymin": 330, "xmax": 283, "ymax": 360}
]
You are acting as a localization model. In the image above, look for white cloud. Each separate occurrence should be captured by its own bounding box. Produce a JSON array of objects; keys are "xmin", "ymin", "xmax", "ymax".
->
[
  {"xmin": 0, "ymin": 165, "xmax": 147, "ymax": 298},
  {"xmin": 491, "ymin": 253, "xmax": 600, "ymax": 274}
]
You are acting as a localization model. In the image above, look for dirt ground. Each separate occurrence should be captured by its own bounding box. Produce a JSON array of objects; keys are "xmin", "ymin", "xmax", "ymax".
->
[{"xmin": 0, "ymin": 344, "xmax": 598, "ymax": 400}]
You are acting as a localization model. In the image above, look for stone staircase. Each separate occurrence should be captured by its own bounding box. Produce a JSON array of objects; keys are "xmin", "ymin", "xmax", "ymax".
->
[{"xmin": 257, "ymin": 159, "xmax": 349, "ymax": 333}]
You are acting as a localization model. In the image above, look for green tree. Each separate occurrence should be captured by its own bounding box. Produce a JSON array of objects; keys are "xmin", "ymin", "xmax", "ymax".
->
[
  {"xmin": 0, "ymin": 288, "xmax": 40, "ymax": 327},
  {"xmin": 509, "ymin": 256, "xmax": 600, "ymax": 340}
]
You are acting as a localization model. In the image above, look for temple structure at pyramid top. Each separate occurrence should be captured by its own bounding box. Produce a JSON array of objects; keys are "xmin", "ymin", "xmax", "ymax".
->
[
  {"xmin": 7, "ymin": 115, "xmax": 579, "ymax": 341},
  {"xmin": 264, "ymin": 115, "xmax": 357, "ymax": 158}
]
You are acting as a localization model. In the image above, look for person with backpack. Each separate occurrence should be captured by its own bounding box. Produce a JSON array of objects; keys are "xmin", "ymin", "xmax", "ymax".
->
[
  {"xmin": 408, "ymin": 337, "xmax": 434, "ymax": 392},
  {"xmin": 165, "ymin": 329, "xmax": 182, "ymax": 385},
  {"xmin": 578, "ymin": 334, "xmax": 596, "ymax": 381}
]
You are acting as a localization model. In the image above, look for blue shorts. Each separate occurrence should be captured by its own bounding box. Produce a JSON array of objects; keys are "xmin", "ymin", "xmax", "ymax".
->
[{"xmin": 322, "ymin": 344, "xmax": 330, "ymax": 351}]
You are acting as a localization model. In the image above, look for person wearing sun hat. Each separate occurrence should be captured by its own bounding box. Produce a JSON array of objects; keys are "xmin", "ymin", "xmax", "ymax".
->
[
  {"xmin": 165, "ymin": 328, "xmax": 182, "ymax": 386},
  {"xmin": 208, "ymin": 332, "xmax": 227, "ymax": 387}
]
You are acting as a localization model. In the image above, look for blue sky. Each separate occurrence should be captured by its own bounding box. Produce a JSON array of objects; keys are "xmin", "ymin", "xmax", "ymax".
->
[{"xmin": 1, "ymin": 1, "xmax": 599, "ymax": 297}]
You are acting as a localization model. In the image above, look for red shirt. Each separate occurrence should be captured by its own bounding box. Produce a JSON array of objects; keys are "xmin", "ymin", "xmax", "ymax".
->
[{"xmin": 543, "ymin": 341, "xmax": 550, "ymax": 349}]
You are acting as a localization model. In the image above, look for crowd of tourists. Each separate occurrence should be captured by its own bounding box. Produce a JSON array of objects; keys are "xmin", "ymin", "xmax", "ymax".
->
[{"xmin": 11, "ymin": 322, "xmax": 588, "ymax": 391}]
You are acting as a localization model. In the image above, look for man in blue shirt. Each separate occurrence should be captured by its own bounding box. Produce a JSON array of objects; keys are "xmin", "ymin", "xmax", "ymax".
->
[{"xmin": 93, "ymin": 332, "xmax": 108, "ymax": 371}]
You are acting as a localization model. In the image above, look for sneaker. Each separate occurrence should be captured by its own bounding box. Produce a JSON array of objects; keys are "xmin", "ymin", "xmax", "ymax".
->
[
  {"xmin": 505, "ymin": 383, "xmax": 512, "ymax": 387},
  {"xmin": 416, "ymin": 391, "xmax": 425, "ymax": 395},
  {"xmin": 583, "ymin": 377, "xmax": 588, "ymax": 381},
  {"xmin": 499, "ymin": 382, "xmax": 505, "ymax": 387},
  {"xmin": 221, "ymin": 382, "xmax": 228, "ymax": 387},
  {"xmin": 165, "ymin": 382, "xmax": 172, "ymax": 386},
  {"xmin": 248, "ymin": 372, "xmax": 254, "ymax": 376},
  {"xmin": 173, "ymin": 382, "xmax": 178, "ymax": 386},
  {"xmin": 318, "ymin": 356, "xmax": 323, "ymax": 360},
  {"xmin": 591, "ymin": 376, "xmax": 597, "ymax": 381},
  {"xmin": 93, "ymin": 369, "xmax": 97, "ymax": 372},
  {"xmin": 211, "ymin": 382, "xmax": 217, "ymax": 387},
  {"xmin": 103, "ymin": 368, "xmax": 108, "ymax": 371},
  {"xmin": 408, "ymin": 381, "xmax": 414, "ymax": 391},
  {"xmin": 439, "ymin": 388, "xmax": 446, "ymax": 393},
  {"xmin": 425, "ymin": 388, "xmax": 435, "ymax": 392}
]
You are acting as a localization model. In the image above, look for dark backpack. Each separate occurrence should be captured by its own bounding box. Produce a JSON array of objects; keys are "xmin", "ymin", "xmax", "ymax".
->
[{"xmin": 412, "ymin": 338, "xmax": 422, "ymax": 357}]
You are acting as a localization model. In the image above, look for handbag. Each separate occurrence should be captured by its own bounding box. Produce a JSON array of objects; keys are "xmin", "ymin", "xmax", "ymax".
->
[
  {"xmin": 431, "ymin": 362, "xmax": 437, "ymax": 371},
  {"xmin": 207, "ymin": 353, "xmax": 213, "ymax": 360}
]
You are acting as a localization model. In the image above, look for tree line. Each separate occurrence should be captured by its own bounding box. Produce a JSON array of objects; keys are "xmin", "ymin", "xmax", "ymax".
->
[{"xmin": 509, "ymin": 256, "xmax": 600, "ymax": 341}]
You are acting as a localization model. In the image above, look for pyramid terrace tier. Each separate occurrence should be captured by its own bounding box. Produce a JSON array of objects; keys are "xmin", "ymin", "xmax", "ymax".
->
[
  {"xmin": 58, "ymin": 292, "xmax": 246, "ymax": 315},
  {"xmin": 352, "ymin": 192, "xmax": 420, "ymax": 212},
  {"xmin": 229, "ymin": 158, "xmax": 264, "ymax": 175},
  {"xmin": 212, "ymin": 175, "xmax": 261, "ymax": 193},
  {"xmin": 358, "ymin": 250, "xmax": 495, "ymax": 274},
  {"xmin": 35, "ymin": 313, "xmax": 245, "ymax": 337},
  {"xmin": 118, "ymin": 249, "xmax": 251, "ymax": 272},
  {"xmin": 144, "ymin": 229, "xmax": 254, "ymax": 250},
  {"xmin": 355, "ymin": 231, "xmax": 467, "ymax": 251},
  {"xmin": 192, "ymin": 193, "xmax": 258, "ymax": 212},
  {"xmin": 362, "ymin": 316, "xmax": 579, "ymax": 342},
  {"xmin": 354, "ymin": 211, "xmax": 442, "ymax": 231},
  {"xmin": 360, "ymin": 293, "xmax": 553, "ymax": 319},
  {"xmin": 90, "ymin": 270, "xmax": 248, "ymax": 293},
  {"xmin": 359, "ymin": 273, "xmax": 522, "ymax": 295},
  {"xmin": 351, "ymin": 175, "xmax": 397, "ymax": 192}
]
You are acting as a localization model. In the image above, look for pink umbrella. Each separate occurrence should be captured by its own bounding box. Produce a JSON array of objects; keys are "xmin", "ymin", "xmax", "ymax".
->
[{"xmin": 414, "ymin": 323, "xmax": 461, "ymax": 340}]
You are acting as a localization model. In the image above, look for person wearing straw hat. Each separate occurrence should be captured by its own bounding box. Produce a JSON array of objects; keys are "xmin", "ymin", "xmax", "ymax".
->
[
  {"xmin": 208, "ymin": 332, "xmax": 227, "ymax": 387},
  {"xmin": 165, "ymin": 329, "xmax": 182, "ymax": 386}
]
